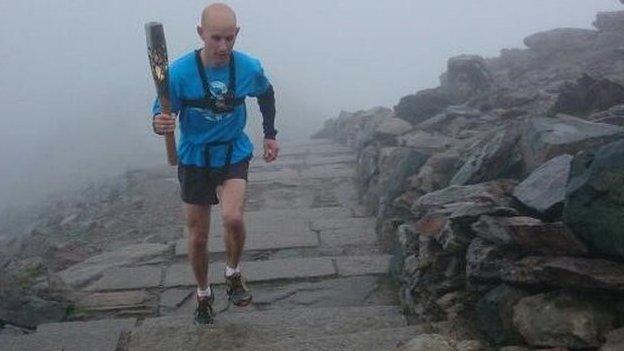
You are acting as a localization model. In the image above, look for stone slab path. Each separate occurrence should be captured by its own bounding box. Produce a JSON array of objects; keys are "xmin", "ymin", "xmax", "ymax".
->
[{"xmin": 5, "ymin": 139, "xmax": 410, "ymax": 351}]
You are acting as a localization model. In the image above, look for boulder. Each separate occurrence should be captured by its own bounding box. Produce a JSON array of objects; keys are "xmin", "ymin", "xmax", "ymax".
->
[
  {"xmin": 476, "ymin": 285, "xmax": 528, "ymax": 344},
  {"xmin": 466, "ymin": 238, "xmax": 514, "ymax": 287},
  {"xmin": 441, "ymin": 55, "xmax": 493, "ymax": 102},
  {"xmin": 417, "ymin": 105, "xmax": 490, "ymax": 139},
  {"xmin": 407, "ymin": 150, "xmax": 461, "ymax": 196},
  {"xmin": 412, "ymin": 180, "xmax": 517, "ymax": 219},
  {"xmin": 520, "ymin": 115, "xmax": 624, "ymax": 172},
  {"xmin": 395, "ymin": 88, "xmax": 455, "ymax": 125},
  {"xmin": 502, "ymin": 256, "xmax": 624, "ymax": 291},
  {"xmin": 563, "ymin": 139, "xmax": 624, "ymax": 258},
  {"xmin": 397, "ymin": 130, "xmax": 457, "ymax": 155},
  {"xmin": 549, "ymin": 75, "xmax": 624, "ymax": 117},
  {"xmin": 395, "ymin": 334, "xmax": 454, "ymax": 351},
  {"xmin": 594, "ymin": 11, "xmax": 624, "ymax": 32},
  {"xmin": 471, "ymin": 217, "xmax": 588, "ymax": 256},
  {"xmin": 524, "ymin": 28, "xmax": 597, "ymax": 54},
  {"xmin": 601, "ymin": 327, "xmax": 624, "ymax": 351},
  {"xmin": 450, "ymin": 123, "xmax": 524, "ymax": 186},
  {"xmin": 377, "ymin": 148, "xmax": 430, "ymax": 218},
  {"xmin": 373, "ymin": 117, "xmax": 413, "ymax": 142},
  {"xmin": 513, "ymin": 154, "xmax": 573, "ymax": 218},
  {"xmin": 513, "ymin": 291, "xmax": 617, "ymax": 348}
]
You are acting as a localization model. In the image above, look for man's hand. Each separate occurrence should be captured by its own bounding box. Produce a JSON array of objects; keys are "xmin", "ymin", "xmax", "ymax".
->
[
  {"xmin": 152, "ymin": 113, "xmax": 176, "ymax": 135},
  {"xmin": 263, "ymin": 139, "xmax": 279, "ymax": 163}
]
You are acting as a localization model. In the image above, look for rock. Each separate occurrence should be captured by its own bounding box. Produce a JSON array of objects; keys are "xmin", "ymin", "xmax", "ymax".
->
[
  {"xmin": 466, "ymin": 238, "xmax": 514, "ymax": 287},
  {"xmin": 395, "ymin": 334, "xmax": 454, "ymax": 351},
  {"xmin": 456, "ymin": 340, "xmax": 484, "ymax": 351},
  {"xmin": 513, "ymin": 154, "xmax": 573, "ymax": 218},
  {"xmin": 77, "ymin": 291, "xmax": 151, "ymax": 312},
  {"xmin": 377, "ymin": 148, "xmax": 429, "ymax": 217},
  {"xmin": 594, "ymin": 115, "xmax": 624, "ymax": 126},
  {"xmin": 450, "ymin": 123, "xmax": 524, "ymax": 185},
  {"xmin": 513, "ymin": 291, "xmax": 616, "ymax": 348},
  {"xmin": 594, "ymin": 11, "xmax": 624, "ymax": 32},
  {"xmin": 435, "ymin": 221, "xmax": 472, "ymax": 254},
  {"xmin": 520, "ymin": 115, "xmax": 624, "ymax": 173},
  {"xmin": 476, "ymin": 285, "xmax": 528, "ymax": 344},
  {"xmin": 330, "ymin": 107, "xmax": 393, "ymax": 147},
  {"xmin": 374, "ymin": 117, "xmax": 413, "ymax": 140},
  {"xmin": 58, "ymin": 243, "xmax": 169, "ymax": 288},
  {"xmin": 499, "ymin": 347, "xmax": 531, "ymax": 351},
  {"xmin": 609, "ymin": 104, "xmax": 624, "ymax": 117},
  {"xmin": 549, "ymin": 75, "xmax": 624, "ymax": 116},
  {"xmin": 471, "ymin": 217, "xmax": 588, "ymax": 256},
  {"xmin": 417, "ymin": 105, "xmax": 490, "ymax": 139},
  {"xmin": 397, "ymin": 130, "xmax": 457, "ymax": 155},
  {"xmin": 524, "ymin": 28, "xmax": 597, "ymax": 54},
  {"xmin": 412, "ymin": 180, "xmax": 516, "ymax": 219},
  {"xmin": 0, "ymin": 295, "xmax": 67, "ymax": 328},
  {"xmin": 441, "ymin": 55, "xmax": 493, "ymax": 102},
  {"xmin": 449, "ymin": 203, "xmax": 519, "ymax": 226},
  {"xmin": 563, "ymin": 139, "xmax": 624, "ymax": 258},
  {"xmin": 395, "ymin": 88, "xmax": 455, "ymax": 125},
  {"xmin": 601, "ymin": 327, "xmax": 624, "ymax": 351},
  {"xmin": 502, "ymin": 256, "xmax": 624, "ymax": 291},
  {"xmin": 407, "ymin": 150, "xmax": 461, "ymax": 195}
]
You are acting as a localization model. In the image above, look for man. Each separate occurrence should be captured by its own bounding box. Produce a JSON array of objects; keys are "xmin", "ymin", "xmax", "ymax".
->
[{"xmin": 151, "ymin": 3, "xmax": 279, "ymax": 325}]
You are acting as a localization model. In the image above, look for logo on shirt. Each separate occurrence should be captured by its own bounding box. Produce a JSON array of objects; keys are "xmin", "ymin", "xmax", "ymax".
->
[{"xmin": 193, "ymin": 81, "xmax": 233, "ymax": 123}]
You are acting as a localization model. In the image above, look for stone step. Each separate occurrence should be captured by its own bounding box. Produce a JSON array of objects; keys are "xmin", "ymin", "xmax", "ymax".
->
[
  {"xmin": 165, "ymin": 254, "xmax": 391, "ymax": 288},
  {"xmin": 165, "ymin": 257, "xmax": 337, "ymax": 287},
  {"xmin": 174, "ymin": 207, "xmax": 356, "ymax": 256},
  {"xmin": 247, "ymin": 326, "xmax": 427, "ymax": 351},
  {"xmin": 128, "ymin": 306, "xmax": 406, "ymax": 351},
  {"xmin": 2, "ymin": 318, "xmax": 136, "ymax": 351}
]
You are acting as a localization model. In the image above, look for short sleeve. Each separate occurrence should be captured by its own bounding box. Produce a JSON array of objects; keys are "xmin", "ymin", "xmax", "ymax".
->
[{"xmin": 249, "ymin": 60, "xmax": 271, "ymax": 97}]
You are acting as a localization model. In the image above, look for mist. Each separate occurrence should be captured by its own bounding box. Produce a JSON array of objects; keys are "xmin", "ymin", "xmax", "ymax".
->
[{"xmin": 0, "ymin": 0, "xmax": 620, "ymax": 211}]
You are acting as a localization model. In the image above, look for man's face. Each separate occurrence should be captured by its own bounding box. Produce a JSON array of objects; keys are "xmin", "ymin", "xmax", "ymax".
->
[{"xmin": 198, "ymin": 25, "xmax": 239, "ymax": 66}]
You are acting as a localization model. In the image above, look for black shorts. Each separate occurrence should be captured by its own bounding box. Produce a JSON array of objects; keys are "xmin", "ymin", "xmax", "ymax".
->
[{"xmin": 177, "ymin": 156, "xmax": 251, "ymax": 205}]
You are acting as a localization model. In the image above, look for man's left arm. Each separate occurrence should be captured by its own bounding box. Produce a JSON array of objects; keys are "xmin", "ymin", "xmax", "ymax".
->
[{"xmin": 253, "ymin": 63, "xmax": 279, "ymax": 162}]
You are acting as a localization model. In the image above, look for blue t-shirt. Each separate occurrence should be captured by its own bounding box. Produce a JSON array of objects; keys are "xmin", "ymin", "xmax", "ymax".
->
[{"xmin": 152, "ymin": 50, "xmax": 271, "ymax": 168}]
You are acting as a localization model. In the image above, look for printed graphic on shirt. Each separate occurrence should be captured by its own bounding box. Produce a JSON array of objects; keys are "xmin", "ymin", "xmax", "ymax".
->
[{"xmin": 188, "ymin": 81, "xmax": 233, "ymax": 123}]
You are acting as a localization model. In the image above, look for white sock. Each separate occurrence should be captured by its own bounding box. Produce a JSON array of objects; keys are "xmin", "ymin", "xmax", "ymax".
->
[
  {"xmin": 197, "ymin": 286, "xmax": 212, "ymax": 298},
  {"xmin": 225, "ymin": 264, "xmax": 240, "ymax": 277}
]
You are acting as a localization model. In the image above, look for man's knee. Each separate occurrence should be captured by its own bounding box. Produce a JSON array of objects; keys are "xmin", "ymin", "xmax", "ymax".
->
[
  {"xmin": 187, "ymin": 216, "xmax": 208, "ymax": 246},
  {"xmin": 222, "ymin": 212, "xmax": 245, "ymax": 234}
]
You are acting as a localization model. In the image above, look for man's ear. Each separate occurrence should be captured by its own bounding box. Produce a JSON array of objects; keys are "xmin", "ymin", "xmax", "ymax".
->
[
  {"xmin": 196, "ymin": 25, "xmax": 203, "ymax": 39},
  {"xmin": 235, "ymin": 26, "xmax": 240, "ymax": 36}
]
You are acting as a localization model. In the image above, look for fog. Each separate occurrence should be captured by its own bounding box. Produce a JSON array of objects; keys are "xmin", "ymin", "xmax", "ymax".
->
[{"xmin": 0, "ymin": 0, "xmax": 620, "ymax": 211}]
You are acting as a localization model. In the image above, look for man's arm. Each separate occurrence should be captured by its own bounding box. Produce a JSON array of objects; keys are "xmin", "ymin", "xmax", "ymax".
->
[{"xmin": 257, "ymin": 84, "xmax": 277, "ymax": 140}]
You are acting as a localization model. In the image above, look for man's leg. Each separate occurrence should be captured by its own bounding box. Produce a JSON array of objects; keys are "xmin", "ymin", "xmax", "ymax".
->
[
  {"xmin": 217, "ymin": 178, "xmax": 252, "ymax": 306},
  {"xmin": 184, "ymin": 202, "xmax": 216, "ymax": 324},
  {"xmin": 185, "ymin": 203, "xmax": 211, "ymax": 290},
  {"xmin": 217, "ymin": 178, "xmax": 247, "ymax": 269}
]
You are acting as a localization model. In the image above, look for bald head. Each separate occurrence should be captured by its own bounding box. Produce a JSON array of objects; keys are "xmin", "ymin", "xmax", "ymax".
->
[
  {"xmin": 201, "ymin": 3, "xmax": 237, "ymax": 29},
  {"xmin": 197, "ymin": 3, "xmax": 240, "ymax": 66}
]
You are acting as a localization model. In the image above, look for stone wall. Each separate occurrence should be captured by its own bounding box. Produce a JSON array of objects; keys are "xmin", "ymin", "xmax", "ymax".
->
[{"xmin": 314, "ymin": 11, "xmax": 624, "ymax": 351}]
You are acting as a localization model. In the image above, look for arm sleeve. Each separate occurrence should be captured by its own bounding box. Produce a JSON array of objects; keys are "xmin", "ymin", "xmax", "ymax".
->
[
  {"xmin": 258, "ymin": 84, "xmax": 277, "ymax": 139},
  {"xmin": 251, "ymin": 61, "xmax": 277, "ymax": 139}
]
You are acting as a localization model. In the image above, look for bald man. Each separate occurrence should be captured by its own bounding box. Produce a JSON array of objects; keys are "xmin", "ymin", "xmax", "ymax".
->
[{"xmin": 152, "ymin": 3, "xmax": 279, "ymax": 325}]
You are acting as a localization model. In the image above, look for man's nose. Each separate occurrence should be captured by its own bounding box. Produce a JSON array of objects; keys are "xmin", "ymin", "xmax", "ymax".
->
[{"xmin": 217, "ymin": 40, "xmax": 228, "ymax": 51}]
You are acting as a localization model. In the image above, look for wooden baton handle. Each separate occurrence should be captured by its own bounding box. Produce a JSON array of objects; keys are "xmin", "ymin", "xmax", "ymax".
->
[{"xmin": 146, "ymin": 22, "xmax": 178, "ymax": 166}]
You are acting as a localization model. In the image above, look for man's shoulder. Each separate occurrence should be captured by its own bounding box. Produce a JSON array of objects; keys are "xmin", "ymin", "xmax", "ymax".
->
[
  {"xmin": 233, "ymin": 50, "xmax": 263, "ymax": 72},
  {"xmin": 169, "ymin": 50, "xmax": 197, "ymax": 77}
]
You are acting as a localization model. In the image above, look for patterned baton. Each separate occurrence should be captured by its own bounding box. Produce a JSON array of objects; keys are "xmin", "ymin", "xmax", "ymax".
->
[{"xmin": 145, "ymin": 21, "xmax": 178, "ymax": 166}]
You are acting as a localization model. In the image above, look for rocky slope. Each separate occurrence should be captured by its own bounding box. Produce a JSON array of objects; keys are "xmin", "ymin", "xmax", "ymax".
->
[{"xmin": 314, "ymin": 9, "xmax": 624, "ymax": 351}]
